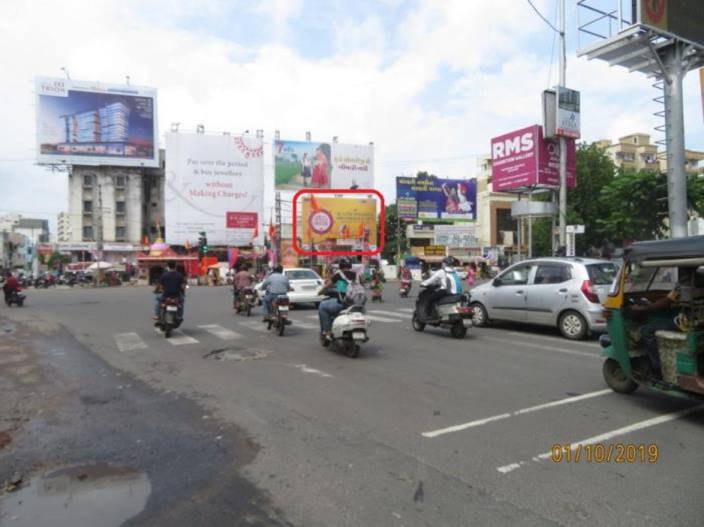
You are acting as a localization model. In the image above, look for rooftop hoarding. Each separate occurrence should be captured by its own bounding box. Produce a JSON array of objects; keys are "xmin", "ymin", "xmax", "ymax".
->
[
  {"xmin": 638, "ymin": 0, "xmax": 704, "ymax": 47},
  {"xmin": 164, "ymin": 133, "xmax": 264, "ymax": 246},
  {"xmin": 274, "ymin": 140, "xmax": 374, "ymax": 190},
  {"xmin": 395, "ymin": 175, "xmax": 477, "ymax": 222},
  {"xmin": 36, "ymin": 77, "xmax": 158, "ymax": 167},
  {"xmin": 490, "ymin": 125, "xmax": 576, "ymax": 192}
]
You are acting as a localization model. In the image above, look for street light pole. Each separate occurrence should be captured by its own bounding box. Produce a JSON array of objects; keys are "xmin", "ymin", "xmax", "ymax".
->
[{"xmin": 557, "ymin": 0, "xmax": 567, "ymax": 253}]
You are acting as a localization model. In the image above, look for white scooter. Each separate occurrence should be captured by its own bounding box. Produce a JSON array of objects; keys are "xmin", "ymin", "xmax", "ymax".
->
[
  {"xmin": 320, "ymin": 304, "xmax": 370, "ymax": 358},
  {"xmin": 412, "ymin": 286, "xmax": 473, "ymax": 338}
]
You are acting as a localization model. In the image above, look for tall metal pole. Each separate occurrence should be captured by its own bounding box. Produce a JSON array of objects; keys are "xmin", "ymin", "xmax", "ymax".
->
[
  {"xmin": 663, "ymin": 43, "xmax": 688, "ymax": 238},
  {"xmin": 528, "ymin": 190, "xmax": 533, "ymax": 258},
  {"xmin": 557, "ymin": 0, "xmax": 567, "ymax": 251}
]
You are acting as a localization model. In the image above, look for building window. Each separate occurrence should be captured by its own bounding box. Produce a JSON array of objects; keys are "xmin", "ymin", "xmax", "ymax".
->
[
  {"xmin": 115, "ymin": 175, "xmax": 126, "ymax": 188},
  {"xmin": 83, "ymin": 174, "xmax": 94, "ymax": 186},
  {"xmin": 83, "ymin": 226, "xmax": 93, "ymax": 239},
  {"xmin": 83, "ymin": 200, "xmax": 93, "ymax": 213},
  {"xmin": 116, "ymin": 201, "xmax": 126, "ymax": 214},
  {"xmin": 116, "ymin": 226, "xmax": 126, "ymax": 239}
]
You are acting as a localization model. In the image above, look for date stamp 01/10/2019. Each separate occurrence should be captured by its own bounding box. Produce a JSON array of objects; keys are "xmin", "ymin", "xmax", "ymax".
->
[{"xmin": 551, "ymin": 443, "xmax": 660, "ymax": 464}]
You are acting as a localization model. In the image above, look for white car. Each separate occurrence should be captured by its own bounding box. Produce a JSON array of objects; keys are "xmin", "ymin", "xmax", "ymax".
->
[{"xmin": 254, "ymin": 268, "xmax": 326, "ymax": 306}]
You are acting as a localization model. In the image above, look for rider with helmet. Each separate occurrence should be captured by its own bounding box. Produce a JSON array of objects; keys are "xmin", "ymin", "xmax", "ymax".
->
[
  {"xmin": 418, "ymin": 256, "xmax": 462, "ymax": 320},
  {"xmin": 318, "ymin": 257, "xmax": 359, "ymax": 336}
]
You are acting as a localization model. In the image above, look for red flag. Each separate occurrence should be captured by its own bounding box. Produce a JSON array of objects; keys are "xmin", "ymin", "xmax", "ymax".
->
[
  {"xmin": 310, "ymin": 194, "xmax": 321, "ymax": 212},
  {"xmin": 268, "ymin": 222, "xmax": 277, "ymax": 240},
  {"xmin": 252, "ymin": 221, "xmax": 259, "ymax": 241},
  {"xmin": 356, "ymin": 223, "xmax": 365, "ymax": 239}
]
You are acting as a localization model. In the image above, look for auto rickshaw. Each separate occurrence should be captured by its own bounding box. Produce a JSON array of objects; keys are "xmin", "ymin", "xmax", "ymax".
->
[{"xmin": 601, "ymin": 236, "xmax": 704, "ymax": 400}]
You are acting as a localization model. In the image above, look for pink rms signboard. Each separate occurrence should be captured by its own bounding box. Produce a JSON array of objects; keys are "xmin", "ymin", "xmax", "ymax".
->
[{"xmin": 491, "ymin": 125, "xmax": 575, "ymax": 192}]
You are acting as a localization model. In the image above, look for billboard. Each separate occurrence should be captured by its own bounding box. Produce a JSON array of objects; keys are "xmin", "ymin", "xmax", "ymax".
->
[
  {"xmin": 300, "ymin": 195, "xmax": 377, "ymax": 248},
  {"xmin": 433, "ymin": 224, "xmax": 479, "ymax": 248},
  {"xmin": 490, "ymin": 125, "xmax": 576, "ymax": 192},
  {"xmin": 36, "ymin": 77, "xmax": 158, "ymax": 167},
  {"xmin": 274, "ymin": 140, "xmax": 374, "ymax": 190},
  {"xmin": 395, "ymin": 175, "xmax": 477, "ymax": 222},
  {"xmin": 638, "ymin": 0, "xmax": 704, "ymax": 47},
  {"xmin": 164, "ymin": 133, "xmax": 264, "ymax": 246},
  {"xmin": 556, "ymin": 87, "xmax": 580, "ymax": 139}
]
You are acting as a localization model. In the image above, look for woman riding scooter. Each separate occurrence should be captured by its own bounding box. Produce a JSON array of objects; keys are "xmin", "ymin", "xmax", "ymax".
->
[{"xmin": 318, "ymin": 258, "xmax": 359, "ymax": 337}]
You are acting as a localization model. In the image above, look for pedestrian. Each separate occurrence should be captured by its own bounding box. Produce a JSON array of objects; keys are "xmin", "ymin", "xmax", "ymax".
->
[{"xmin": 466, "ymin": 262, "xmax": 477, "ymax": 289}]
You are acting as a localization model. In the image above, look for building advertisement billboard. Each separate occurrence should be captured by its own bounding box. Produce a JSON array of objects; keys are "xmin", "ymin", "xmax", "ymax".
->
[
  {"xmin": 274, "ymin": 140, "xmax": 374, "ymax": 190},
  {"xmin": 433, "ymin": 224, "xmax": 479, "ymax": 248},
  {"xmin": 164, "ymin": 133, "xmax": 264, "ymax": 246},
  {"xmin": 491, "ymin": 125, "xmax": 576, "ymax": 192},
  {"xmin": 395, "ymin": 175, "xmax": 477, "ymax": 222},
  {"xmin": 299, "ymin": 195, "xmax": 377, "ymax": 249},
  {"xmin": 35, "ymin": 77, "xmax": 158, "ymax": 167},
  {"xmin": 638, "ymin": 0, "xmax": 704, "ymax": 47},
  {"xmin": 556, "ymin": 86, "xmax": 580, "ymax": 138}
]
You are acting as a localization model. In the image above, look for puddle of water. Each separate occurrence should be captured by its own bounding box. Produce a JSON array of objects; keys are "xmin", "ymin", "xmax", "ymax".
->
[{"xmin": 0, "ymin": 463, "xmax": 150, "ymax": 527}]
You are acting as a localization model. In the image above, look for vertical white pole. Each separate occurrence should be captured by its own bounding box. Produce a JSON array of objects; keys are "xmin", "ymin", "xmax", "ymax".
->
[{"xmin": 558, "ymin": 0, "xmax": 567, "ymax": 252}]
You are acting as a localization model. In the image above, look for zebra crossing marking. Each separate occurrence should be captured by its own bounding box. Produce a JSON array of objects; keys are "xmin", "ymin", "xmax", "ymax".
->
[
  {"xmin": 114, "ymin": 332, "xmax": 148, "ymax": 352},
  {"xmin": 198, "ymin": 324, "xmax": 242, "ymax": 340},
  {"xmin": 166, "ymin": 329, "xmax": 199, "ymax": 345}
]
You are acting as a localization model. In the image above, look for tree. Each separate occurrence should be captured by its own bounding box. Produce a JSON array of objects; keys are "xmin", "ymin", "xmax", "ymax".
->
[{"xmin": 381, "ymin": 204, "xmax": 407, "ymax": 263}]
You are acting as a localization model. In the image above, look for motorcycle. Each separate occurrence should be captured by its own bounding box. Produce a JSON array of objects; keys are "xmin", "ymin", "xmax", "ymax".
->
[
  {"xmin": 233, "ymin": 287, "xmax": 257, "ymax": 317},
  {"xmin": 155, "ymin": 296, "xmax": 183, "ymax": 338},
  {"xmin": 412, "ymin": 286, "xmax": 473, "ymax": 339},
  {"xmin": 4, "ymin": 290, "xmax": 26, "ymax": 307},
  {"xmin": 320, "ymin": 304, "xmax": 370, "ymax": 358},
  {"xmin": 267, "ymin": 295, "xmax": 291, "ymax": 336},
  {"xmin": 399, "ymin": 279, "xmax": 412, "ymax": 298}
]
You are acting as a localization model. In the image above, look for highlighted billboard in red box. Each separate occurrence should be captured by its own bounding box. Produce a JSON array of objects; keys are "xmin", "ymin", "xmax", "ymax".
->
[
  {"xmin": 226, "ymin": 212, "xmax": 258, "ymax": 229},
  {"xmin": 292, "ymin": 189, "xmax": 384, "ymax": 257}
]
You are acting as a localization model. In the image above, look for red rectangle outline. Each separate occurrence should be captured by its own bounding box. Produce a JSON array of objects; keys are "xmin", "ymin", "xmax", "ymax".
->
[{"xmin": 292, "ymin": 188, "xmax": 385, "ymax": 257}]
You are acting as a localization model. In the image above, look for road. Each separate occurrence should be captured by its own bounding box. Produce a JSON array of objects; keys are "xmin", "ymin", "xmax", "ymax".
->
[{"xmin": 1, "ymin": 283, "xmax": 703, "ymax": 526}]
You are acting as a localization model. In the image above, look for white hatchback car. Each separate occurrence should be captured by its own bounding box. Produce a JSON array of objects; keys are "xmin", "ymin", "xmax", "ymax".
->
[
  {"xmin": 254, "ymin": 268, "xmax": 326, "ymax": 306},
  {"xmin": 469, "ymin": 257, "xmax": 618, "ymax": 339}
]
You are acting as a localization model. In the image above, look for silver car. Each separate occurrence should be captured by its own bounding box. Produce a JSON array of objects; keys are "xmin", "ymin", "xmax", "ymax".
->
[{"xmin": 469, "ymin": 257, "xmax": 618, "ymax": 340}]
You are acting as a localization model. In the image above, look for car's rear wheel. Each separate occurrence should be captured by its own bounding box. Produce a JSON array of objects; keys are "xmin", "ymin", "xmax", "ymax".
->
[
  {"xmin": 559, "ymin": 310, "xmax": 588, "ymax": 340},
  {"xmin": 470, "ymin": 303, "xmax": 488, "ymax": 327}
]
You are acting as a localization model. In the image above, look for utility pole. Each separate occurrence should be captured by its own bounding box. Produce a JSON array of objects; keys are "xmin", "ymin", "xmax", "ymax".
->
[
  {"xmin": 557, "ymin": 0, "xmax": 567, "ymax": 253},
  {"xmin": 275, "ymin": 192, "xmax": 282, "ymax": 265},
  {"xmin": 95, "ymin": 174, "xmax": 104, "ymax": 286}
]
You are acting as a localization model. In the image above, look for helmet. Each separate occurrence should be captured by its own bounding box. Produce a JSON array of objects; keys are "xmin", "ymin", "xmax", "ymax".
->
[
  {"xmin": 442, "ymin": 256, "xmax": 455, "ymax": 267},
  {"xmin": 338, "ymin": 257, "xmax": 352, "ymax": 269}
]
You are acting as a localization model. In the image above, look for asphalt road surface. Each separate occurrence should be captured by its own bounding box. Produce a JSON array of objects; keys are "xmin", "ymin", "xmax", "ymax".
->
[{"xmin": 1, "ymin": 283, "xmax": 703, "ymax": 526}]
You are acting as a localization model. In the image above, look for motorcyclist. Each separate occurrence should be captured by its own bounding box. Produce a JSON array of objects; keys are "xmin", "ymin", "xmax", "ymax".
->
[
  {"xmin": 261, "ymin": 265, "xmax": 291, "ymax": 321},
  {"xmin": 318, "ymin": 257, "xmax": 359, "ymax": 336},
  {"xmin": 418, "ymin": 256, "xmax": 462, "ymax": 321},
  {"xmin": 233, "ymin": 263, "xmax": 254, "ymax": 296},
  {"xmin": 3, "ymin": 272, "xmax": 20, "ymax": 304},
  {"xmin": 153, "ymin": 261, "xmax": 186, "ymax": 320}
]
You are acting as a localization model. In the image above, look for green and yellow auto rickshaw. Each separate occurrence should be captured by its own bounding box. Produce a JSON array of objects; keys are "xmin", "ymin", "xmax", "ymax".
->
[{"xmin": 601, "ymin": 236, "xmax": 704, "ymax": 400}]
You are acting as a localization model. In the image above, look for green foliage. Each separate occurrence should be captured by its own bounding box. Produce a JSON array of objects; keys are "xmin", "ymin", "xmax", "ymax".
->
[
  {"xmin": 42, "ymin": 251, "xmax": 71, "ymax": 269},
  {"xmin": 274, "ymin": 160, "xmax": 300, "ymax": 186},
  {"xmin": 381, "ymin": 204, "xmax": 407, "ymax": 263}
]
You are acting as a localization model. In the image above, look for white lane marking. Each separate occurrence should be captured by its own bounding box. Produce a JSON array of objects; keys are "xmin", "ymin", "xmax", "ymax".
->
[
  {"xmin": 482, "ymin": 336, "xmax": 600, "ymax": 359},
  {"xmin": 295, "ymin": 322, "xmax": 319, "ymax": 330},
  {"xmin": 366, "ymin": 314, "xmax": 401, "ymax": 323},
  {"xmin": 238, "ymin": 320, "xmax": 268, "ymax": 332},
  {"xmin": 293, "ymin": 364, "xmax": 333, "ymax": 378},
  {"xmin": 114, "ymin": 332, "xmax": 148, "ymax": 352},
  {"xmin": 496, "ymin": 403, "xmax": 704, "ymax": 474},
  {"xmin": 397, "ymin": 308, "xmax": 415, "ymax": 313},
  {"xmin": 422, "ymin": 389, "xmax": 612, "ymax": 438},
  {"xmin": 166, "ymin": 329, "xmax": 199, "ymax": 345},
  {"xmin": 368, "ymin": 310, "xmax": 408, "ymax": 319},
  {"xmin": 503, "ymin": 331, "xmax": 600, "ymax": 349},
  {"xmin": 198, "ymin": 324, "xmax": 242, "ymax": 340}
]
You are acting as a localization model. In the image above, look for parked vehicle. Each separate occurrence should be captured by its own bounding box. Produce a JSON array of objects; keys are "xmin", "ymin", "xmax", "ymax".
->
[
  {"xmin": 412, "ymin": 286, "xmax": 473, "ymax": 339},
  {"xmin": 155, "ymin": 296, "xmax": 183, "ymax": 338},
  {"xmin": 233, "ymin": 287, "xmax": 257, "ymax": 316},
  {"xmin": 267, "ymin": 295, "xmax": 291, "ymax": 336},
  {"xmin": 4, "ymin": 290, "xmax": 26, "ymax": 307},
  {"xmin": 254, "ymin": 268, "xmax": 325, "ymax": 306},
  {"xmin": 601, "ymin": 236, "xmax": 704, "ymax": 400},
  {"xmin": 469, "ymin": 257, "xmax": 618, "ymax": 340},
  {"xmin": 320, "ymin": 304, "xmax": 370, "ymax": 358}
]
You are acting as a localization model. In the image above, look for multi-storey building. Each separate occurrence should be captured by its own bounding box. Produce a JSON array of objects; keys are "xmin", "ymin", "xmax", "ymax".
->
[
  {"xmin": 57, "ymin": 212, "xmax": 71, "ymax": 242},
  {"xmin": 596, "ymin": 133, "xmax": 704, "ymax": 175}
]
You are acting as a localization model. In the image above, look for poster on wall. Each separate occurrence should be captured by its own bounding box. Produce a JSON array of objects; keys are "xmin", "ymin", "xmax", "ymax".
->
[
  {"xmin": 165, "ymin": 133, "xmax": 264, "ymax": 246},
  {"xmin": 491, "ymin": 124, "xmax": 576, "ymax": 192},
  {"xmin": 395, "ymin": 175, "xmax": 477, "ymax": 222},
  {"xmin": 433, "ymin": 224, "xmax": 479, "ymax": 248},
  {"xmin": 274, "ymin": 140, "xmax": 374, "ymax": 190},
  {"xmin": 300, "ymin": 196, "xmax": 377, "ymax": 249},
  {"xmin": 35, "ymin": 77, "xmax": 158, "ymax": 167}
]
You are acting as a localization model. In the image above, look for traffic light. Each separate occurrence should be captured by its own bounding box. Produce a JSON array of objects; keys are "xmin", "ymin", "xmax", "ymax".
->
[{"xmin": 198, "ymin": 231, "xmax": 208, "ymax": 256}]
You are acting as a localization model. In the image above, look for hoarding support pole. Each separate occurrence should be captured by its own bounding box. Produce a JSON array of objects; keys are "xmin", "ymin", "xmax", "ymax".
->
[
  {"xmin": 557, "ymin": 0, "xmax": 567, "ymax": 251},
  {"xmin": 662, "ymin": 42, "xmax": 688, "ymax": 238},
  {"xmin": 396, "ymin": 213, "xmax": 401, "ymax": 268},
  {"xmin": 528, "ymin": 190, "xmax": 533, "ymax": 259},
  {"xmin": 275, "ymin": 192, "xmax": 282, "ymax": 265}
]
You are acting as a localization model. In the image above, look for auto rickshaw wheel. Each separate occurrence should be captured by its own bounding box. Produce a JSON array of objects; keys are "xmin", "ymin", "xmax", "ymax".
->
[{"xmin": 602, "ymin": 358, "xmax": 639, "ymax": 394}]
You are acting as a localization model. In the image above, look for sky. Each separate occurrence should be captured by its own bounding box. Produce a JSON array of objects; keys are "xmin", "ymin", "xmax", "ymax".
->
[{"xmin": 1, "ymin": 0, "xmax": 703, "ymax": 234}]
